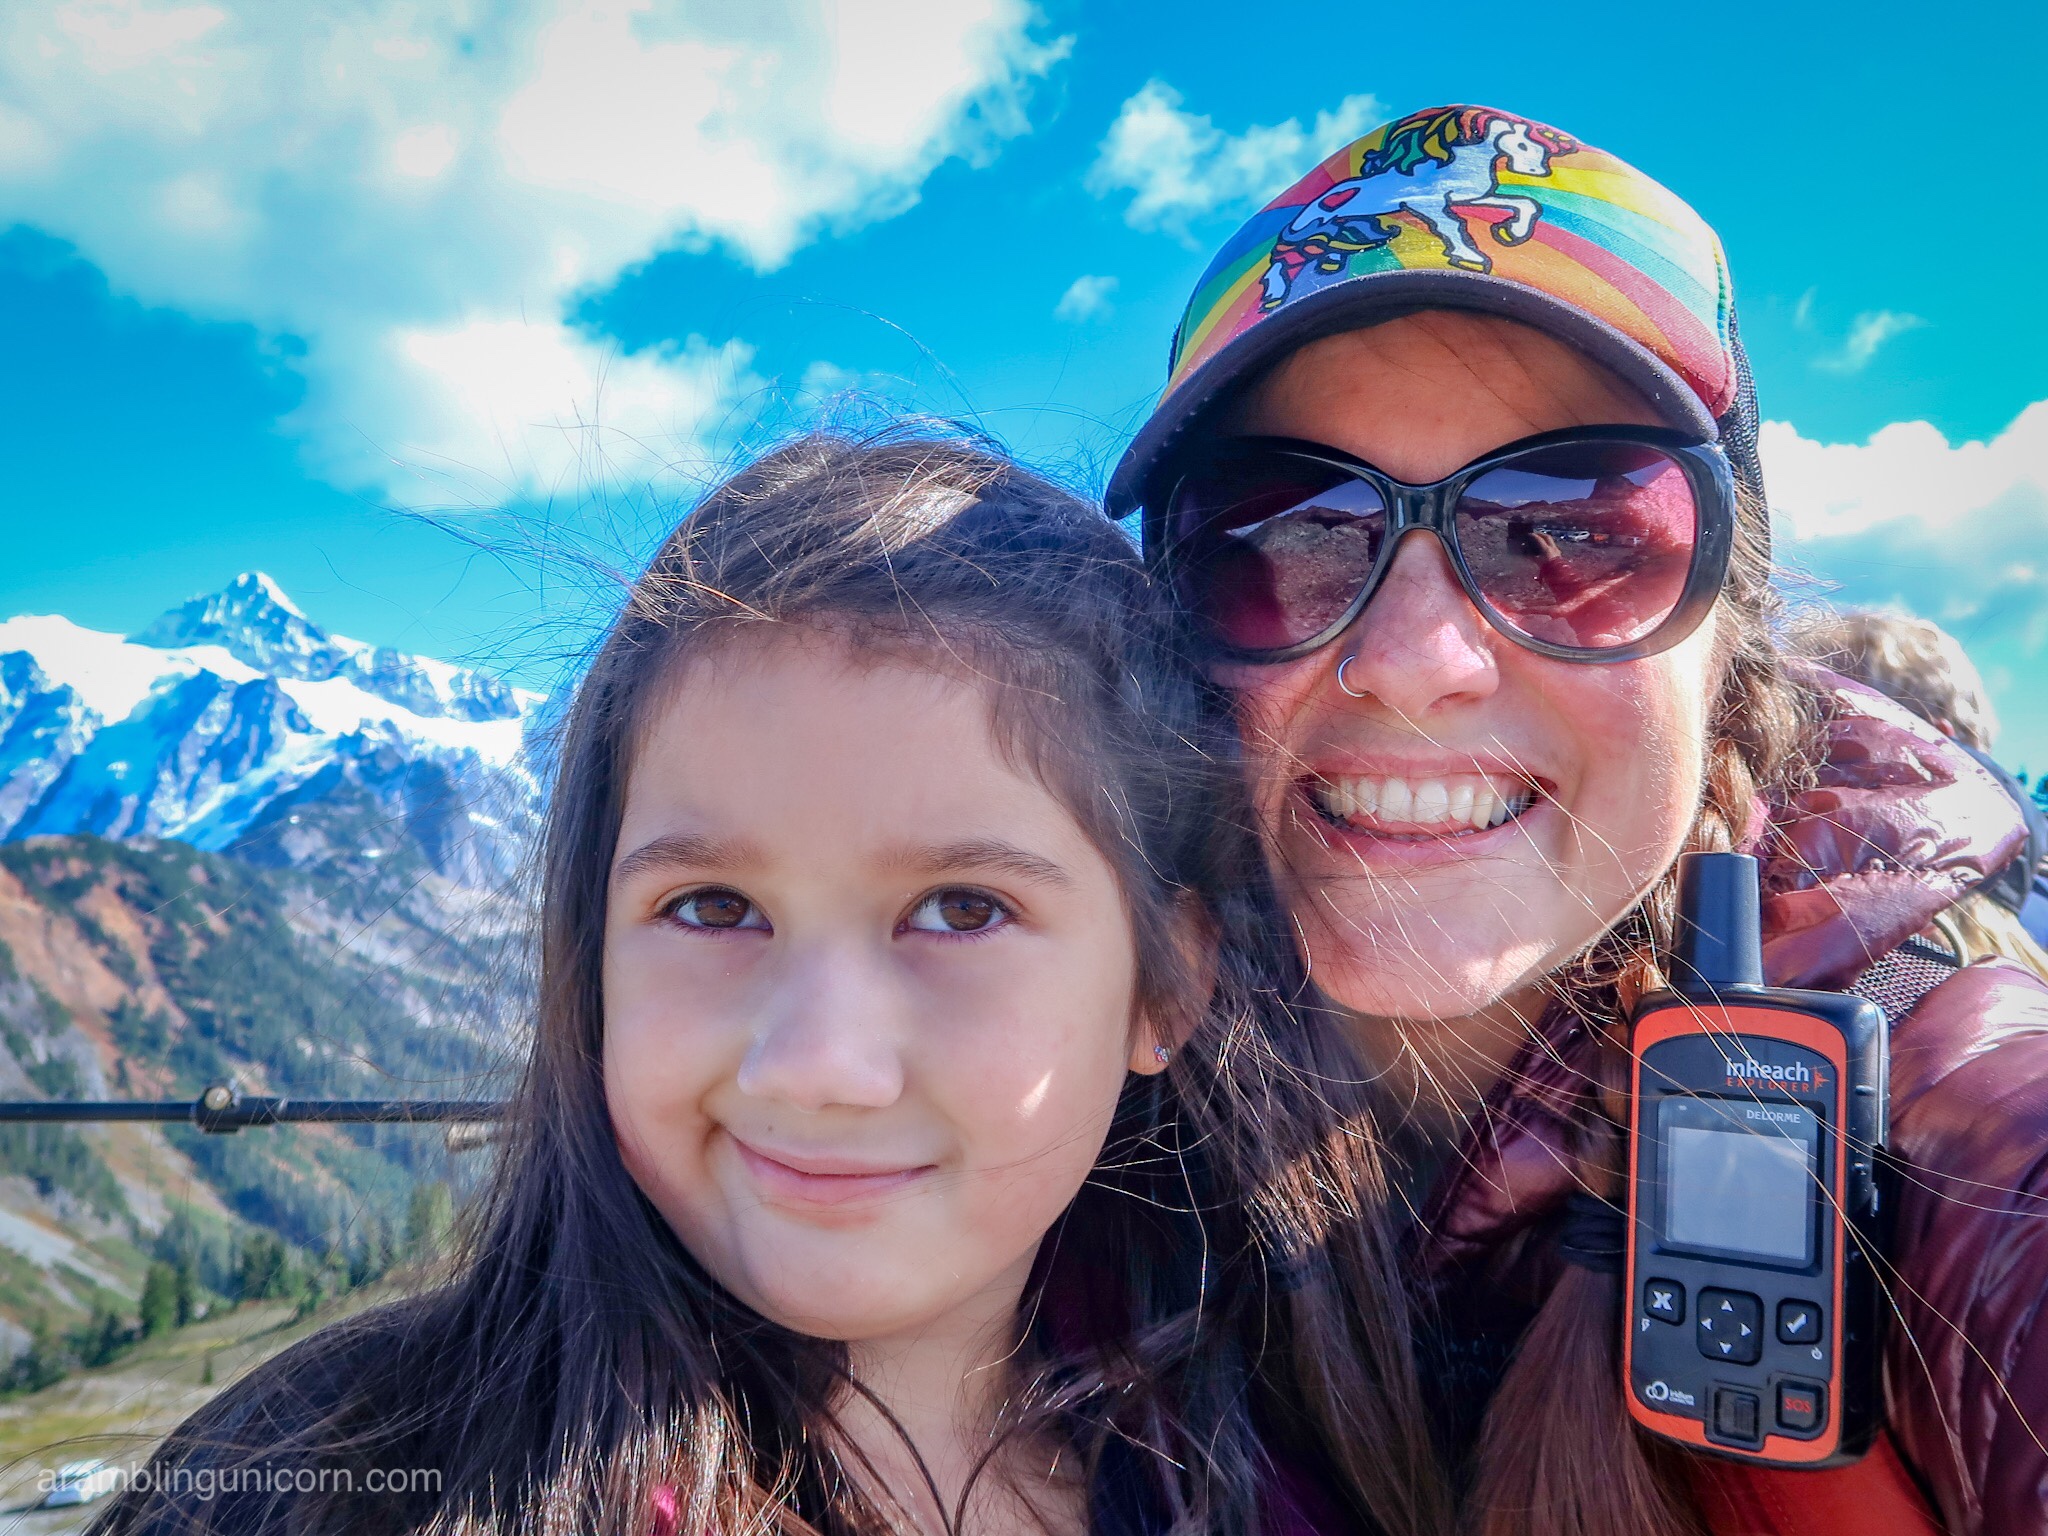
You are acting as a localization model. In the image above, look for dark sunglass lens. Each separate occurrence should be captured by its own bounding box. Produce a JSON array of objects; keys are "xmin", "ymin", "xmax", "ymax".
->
[
  {"xmin": 1169, "ymin": 456, "xmax": 1386, "ymax": 652},
  {"xmin": 1454, "ymin": 443, "xmax": 1698, "ymax": 650}
]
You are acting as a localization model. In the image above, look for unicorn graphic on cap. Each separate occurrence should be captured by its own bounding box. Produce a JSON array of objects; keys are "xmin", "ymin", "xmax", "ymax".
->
[{"xmin": 1260, "ymin": 107, "xmax": 1578, "ymax": 308}]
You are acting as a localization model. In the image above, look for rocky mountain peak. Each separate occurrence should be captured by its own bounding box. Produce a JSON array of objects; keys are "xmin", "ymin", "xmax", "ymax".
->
[
  {"xmin": 0, "ymin": 577, "xmax": 543, "ymax": 887},
  {"xmin": 134, "ymin": 571, "xmax": 350, "ymax": 682},
  {"xmin": 130, "ymin": 574, "xmax": 528, "ymax": 724}
]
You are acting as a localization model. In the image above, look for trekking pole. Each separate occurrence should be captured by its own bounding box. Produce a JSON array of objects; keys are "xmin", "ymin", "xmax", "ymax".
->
[{"xmin": 0, "ymin": 1081, "xmax": 508, "ymax": 1134}]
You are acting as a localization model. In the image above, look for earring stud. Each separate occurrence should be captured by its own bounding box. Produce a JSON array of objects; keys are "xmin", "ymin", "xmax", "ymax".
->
[{"xmin": 1153, "ymin": 1044, "xmax": 1173, "ymax": 1066}]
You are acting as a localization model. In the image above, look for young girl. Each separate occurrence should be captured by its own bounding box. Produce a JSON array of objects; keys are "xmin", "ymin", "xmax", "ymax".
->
[{"xmin": 94, "ymin": 434, "xmax": 1450, "ymax": 1536}]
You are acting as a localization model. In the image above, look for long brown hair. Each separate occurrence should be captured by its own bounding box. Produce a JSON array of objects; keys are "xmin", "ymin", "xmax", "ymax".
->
[
  {"xmin": 1460, "ymin": 482, "xmax": 1822, "ymax": 1535},
  {"xmin": 94, "ymin": 431, "xmax": 1452, "ymax": 1536}
]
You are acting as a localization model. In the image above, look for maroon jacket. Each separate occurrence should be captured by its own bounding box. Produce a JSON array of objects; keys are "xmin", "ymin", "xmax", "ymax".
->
[{"xmin": 1414, "ymin": 679, "xmax": 2048, "ymax": 1535}]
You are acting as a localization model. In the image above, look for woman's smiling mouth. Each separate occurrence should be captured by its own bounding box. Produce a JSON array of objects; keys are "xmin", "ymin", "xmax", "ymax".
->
[
  {"xmin": 1303, "ymin": 770, "xmax": 1542, "ymax": 839},
  {"xmin": 729, "ymin": 1135, "xmax": 939, "ymax": 1209}
]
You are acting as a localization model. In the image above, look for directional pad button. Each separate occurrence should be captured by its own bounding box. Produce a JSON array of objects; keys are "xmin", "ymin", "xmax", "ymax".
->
[{"xmin": 1696, "ymin": 1288, "xmax": 1763, "ymax": 1366}]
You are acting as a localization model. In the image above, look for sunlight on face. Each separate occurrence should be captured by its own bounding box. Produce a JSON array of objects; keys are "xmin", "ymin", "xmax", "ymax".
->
[
  {"xmin": 601, "ymin": 630, "xmax": 1155, "ymax": 1347},
  {"xmin": 1220, "ymin": 313, "xmax": 1719, "ymax": 1040}
]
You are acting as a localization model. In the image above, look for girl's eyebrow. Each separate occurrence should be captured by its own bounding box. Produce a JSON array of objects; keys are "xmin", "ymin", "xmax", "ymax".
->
[
  {"xmin": 611, "ymin": 831, "xmax": 762, "ymax": 886},
  {"xmin": 889, "ymin": 839, "xmax": 1077, "ymax": 890}
]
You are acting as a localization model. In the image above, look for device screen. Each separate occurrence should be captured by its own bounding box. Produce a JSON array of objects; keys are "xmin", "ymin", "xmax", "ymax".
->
[{"xmin": 1658, "ymin": 1096, "xmax": 1820, "ymax": 1266}]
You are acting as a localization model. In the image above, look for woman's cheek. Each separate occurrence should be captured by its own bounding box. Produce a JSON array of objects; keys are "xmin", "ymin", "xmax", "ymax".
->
[
  {"xmin": 1218, "ymin": 660, "xmax": 1346, "ymax": 832},
  {"xmin": 1561, "ymin": 654, "xmax": 1714, "ymax": 893}
]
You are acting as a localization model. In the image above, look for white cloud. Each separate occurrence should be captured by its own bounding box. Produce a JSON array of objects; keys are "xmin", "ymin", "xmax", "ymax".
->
[
  {"xmin": 1762, "ymin": 402, "xmax": 2048, "ymax": 544},
  {"xmin": 1764, "ymin": 400, "xmax": 2048, "ymax": 767},
  {"xmin": 381, "ymin": 322, "xmax": 762, "ymax": 501},
  {"xmin": 1814, "ymin": 309, "xmax": 1926, "ymax": 374},
  {"xmin": 1088, "ymin": 80, "xmax": 1381, "ymax": 234},
  {"xmin": 0, "ymin": 0, "xmax": 1063, "ymax": 501},
  {"xmin": 1054, "ymin": 273, "xmax": 1116, "ymax": 323}
]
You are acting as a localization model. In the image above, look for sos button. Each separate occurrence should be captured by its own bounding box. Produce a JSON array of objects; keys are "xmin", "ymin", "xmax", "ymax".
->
[{"xmin": 1777, "ymin": 1381, "xmax": 1826, "ymax": 1433}]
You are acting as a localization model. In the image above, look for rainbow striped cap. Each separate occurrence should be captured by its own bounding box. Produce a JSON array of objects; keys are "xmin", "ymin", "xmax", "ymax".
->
[{"xmin": 1107, "ymin": 104, "xmax": 1760, "ymax": 517}]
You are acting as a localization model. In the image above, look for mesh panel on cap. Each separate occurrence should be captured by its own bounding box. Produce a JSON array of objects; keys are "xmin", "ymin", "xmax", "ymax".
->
[{"xmin": 1719, "ymin": 305, "xmax": 1767, "ymax": 528}]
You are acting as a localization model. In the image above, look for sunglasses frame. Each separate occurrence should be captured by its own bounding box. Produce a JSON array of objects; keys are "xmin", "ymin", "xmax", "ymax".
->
[{"xmin": 1147, "ymin": 423, "xmax": 1739, "ymax": 666}]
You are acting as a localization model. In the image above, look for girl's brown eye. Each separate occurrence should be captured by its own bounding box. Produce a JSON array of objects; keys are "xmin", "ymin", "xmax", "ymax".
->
[
  {"xmin": 906, "ymin": 888, "xmax": 1010, "ymax": 934},
  {"xmin": 668, "ymin": 888, "xmax": 767, "ymax": 931}
]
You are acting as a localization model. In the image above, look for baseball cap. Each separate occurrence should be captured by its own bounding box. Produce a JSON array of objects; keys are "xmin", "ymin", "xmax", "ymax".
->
[{"xmin": 1106, "ymin": 103, "xmax": 1764, "ymax": 520}]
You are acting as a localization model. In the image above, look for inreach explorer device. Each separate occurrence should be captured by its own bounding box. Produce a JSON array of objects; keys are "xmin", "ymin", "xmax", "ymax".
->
[{"xmin": 1623, "ymin": 852, "xmax": 1888, "ymax": 1465}]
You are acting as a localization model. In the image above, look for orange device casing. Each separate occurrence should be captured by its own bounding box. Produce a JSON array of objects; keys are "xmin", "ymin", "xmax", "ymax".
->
[{"xmin": 1623, "ymin": 987, "xmax": 1889, "ymax": 1467}]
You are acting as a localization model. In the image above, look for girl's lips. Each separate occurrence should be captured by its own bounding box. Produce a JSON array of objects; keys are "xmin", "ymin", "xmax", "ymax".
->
[{"xmin": 729, "ymin": 1135, "xmax": 937, "ymax": 1209}]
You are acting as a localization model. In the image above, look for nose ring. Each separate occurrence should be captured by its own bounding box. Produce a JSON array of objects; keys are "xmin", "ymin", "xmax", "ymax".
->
[{"xmin": 1337, "ymin": 654, "xmax": 1370, "ymax": 699}]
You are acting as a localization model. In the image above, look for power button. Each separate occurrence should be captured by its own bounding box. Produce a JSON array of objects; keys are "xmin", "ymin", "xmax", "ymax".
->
[{"xmin": 1710, "ymin": 1387, "xmax": 1763, "ymax": 1447}]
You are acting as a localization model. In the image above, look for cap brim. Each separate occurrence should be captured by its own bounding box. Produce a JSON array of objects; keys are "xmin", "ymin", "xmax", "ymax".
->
[{"xmin": 1106, "ymin": 266, "xmax": 1721, "ymax": 522}]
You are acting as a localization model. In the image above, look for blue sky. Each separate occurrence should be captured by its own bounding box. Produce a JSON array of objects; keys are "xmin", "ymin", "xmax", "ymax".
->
[{"xmin": 2, "ymin": 0, "xmax": 2045, "ymax": 765}]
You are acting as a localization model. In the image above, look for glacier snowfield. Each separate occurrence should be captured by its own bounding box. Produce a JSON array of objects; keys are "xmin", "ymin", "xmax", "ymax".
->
[{"xmin": 0, "ymin": 573, "xmax": 542, "ymax": 884}]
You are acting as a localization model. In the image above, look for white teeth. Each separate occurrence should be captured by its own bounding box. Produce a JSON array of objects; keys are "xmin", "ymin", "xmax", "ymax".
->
[
  {"xmin": 1378, "ymin": 778, "xmax": 1413, "ymax": 820},
  {"xmin": 1411, "ymin": 780, "xmax": 1449, "ymax": 822},
  {"xmin": 1312, "ymin": 772, "xmax": 1537, "ymax": 833},
  {"xmin": 1449, "ymin": 782, "xmax": 1475, "ymax": 825}
]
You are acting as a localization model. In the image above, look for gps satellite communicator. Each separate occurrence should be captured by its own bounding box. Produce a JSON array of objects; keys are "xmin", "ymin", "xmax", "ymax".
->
[{"xmin": 1623, "ymin": 851, "xmax": 1890, "ymax": 1466}]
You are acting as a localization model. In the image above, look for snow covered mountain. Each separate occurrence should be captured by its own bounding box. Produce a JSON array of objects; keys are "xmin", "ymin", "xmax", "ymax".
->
[
  {"xmin": 0, "ymin": 578, "xmax": 538, "ymax": 1368},
  {"xmin": 0, "ymin": 574, "xmax": 544, "ymax": 888}
]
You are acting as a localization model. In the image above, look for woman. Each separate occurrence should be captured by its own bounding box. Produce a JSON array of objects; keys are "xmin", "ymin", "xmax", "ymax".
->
[{"xmin": 1109, "ymin": 104, "xmax": 2048, "ymax": 1536}]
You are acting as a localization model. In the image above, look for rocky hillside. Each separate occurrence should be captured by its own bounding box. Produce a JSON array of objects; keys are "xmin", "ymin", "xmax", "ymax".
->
[{"xmin": 0, "ymin": 577, "xmax": 540, "ymax": 1365}]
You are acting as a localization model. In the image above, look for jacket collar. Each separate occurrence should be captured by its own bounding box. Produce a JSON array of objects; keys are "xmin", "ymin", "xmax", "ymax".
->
[{"xmin": 1760, "ymin": 672, "xmax": 2026, "ymax": 990}]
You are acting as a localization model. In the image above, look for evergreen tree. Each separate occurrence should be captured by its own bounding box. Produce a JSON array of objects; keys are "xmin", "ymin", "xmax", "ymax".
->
[
  {"xmin": 404, "ymin": 1180, "xmax": 454, "ymax": 1259},
  {"xmin": 96, "ymin": 1307, "xmax": 126, "ymax": 1365},
  {"xmin": 139, "ymin": 1262, "xmax": 178, "ymax": 1337},
  {"xmin": 76, "ymin": 1303, "xmax": 127, "ymax": 1367},
  {"xmin": 2, "ymin": 1317, "xmax": 67, "ymax": 1395},
  {"xmin": 234, "ymin": 1233, "xmax": 291, "ymax": 1302},
  {"xmin": 318, "ymin": 1238, "xmax": 349, "ymax": 1298},
  {"xmin": 349, "ymin": 1212, "xmax": 399, "ymax": 1284},
  {"xmin": 173, "ymin": 1254, "xmax": 197, "ymax": 1327}
]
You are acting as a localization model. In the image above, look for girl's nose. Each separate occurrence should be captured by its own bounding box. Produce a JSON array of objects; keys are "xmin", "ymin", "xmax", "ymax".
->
[
  {"xmin": 1330, "ymin": 531, "xmax": 1501, "ymax": 717},
  {"xmin": 735, "ymin": 948, "xmax": 905, "ymax": 1112}
]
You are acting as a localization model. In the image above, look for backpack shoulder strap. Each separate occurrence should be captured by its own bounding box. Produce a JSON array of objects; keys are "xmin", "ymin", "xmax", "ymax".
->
[
  {"xmin": 1688, "ymin": 1429, "xmax": 1947, "ymax": 1535},
  {"xmin": 1848, "ymin": 935, "xmax": 1961, "ymax": 1029}
]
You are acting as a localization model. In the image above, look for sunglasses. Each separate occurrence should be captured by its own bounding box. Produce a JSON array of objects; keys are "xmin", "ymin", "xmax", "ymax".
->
[{"xmin": 1149, "ymin": 426, "xmax": 1736, "ymax": 664}]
